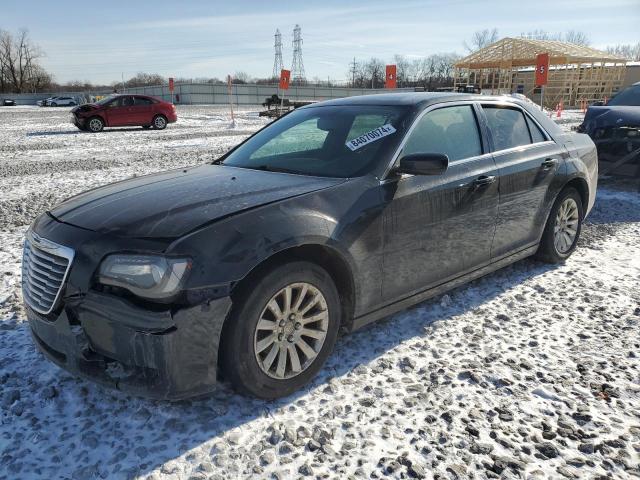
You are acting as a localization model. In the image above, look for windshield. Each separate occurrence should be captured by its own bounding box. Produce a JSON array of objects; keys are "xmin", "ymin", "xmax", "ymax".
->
[
  {"xmin": 221, "ymin": 105, "xmax": 409, "ymax": 177},
  {"xmin": 607, "ymin": 86, "xmax": 640, "ymax": 106}
]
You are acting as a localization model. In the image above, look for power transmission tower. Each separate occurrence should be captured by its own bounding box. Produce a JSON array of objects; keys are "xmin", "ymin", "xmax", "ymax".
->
[
  {"xmin": 291, "ymin": 24, "xmax": 306, "ymax": 85},
  {"xmin": 272, "ymin": 29, "xmax": 283, "ymax": 79}
]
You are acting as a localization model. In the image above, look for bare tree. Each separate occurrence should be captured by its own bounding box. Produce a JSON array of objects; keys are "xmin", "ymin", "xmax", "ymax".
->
[
  {"xmin": 0, "ymin": 28, "xmax": 50, "ymax": 93},
  {"xmin": 393, "ymin": 54, "xmax": 411, "ymax": 87},
  {"xmin": 464, "ymin": 28, "xmax": 499, "ymax": 53},
  {"xmin": 564, "ymin": 30, "xmax": 590, "ymax": 46},
  {"xmin": 363, "ymin": 58, "xmax": 385, "ymax": 88},
  {"xmin": 124, "ymin": 72, "xmax": 167, "ymax": 88},
  {"xmin": 231, "ymin": 71, "xmax": 251, "ymax": 84},
  {"xmin": 605, "ymin": 42, "xmax": 640, "ymax": 61}
]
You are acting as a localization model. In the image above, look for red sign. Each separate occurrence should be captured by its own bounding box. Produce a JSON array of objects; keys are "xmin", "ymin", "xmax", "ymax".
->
[
  {"xmin": 535, "ymin": 54, "xmax": 549, "ymax": 86},
  {"xmin": 169, "ymin": 77, "xmax": 175, "ymax": 92},
  {"xmin": 385, "ymin": 65, "xmax": 397, "ymax": 89},
  {"xmin": 279, "ymin": 69, "xmax": 291, "ymax": 90}
]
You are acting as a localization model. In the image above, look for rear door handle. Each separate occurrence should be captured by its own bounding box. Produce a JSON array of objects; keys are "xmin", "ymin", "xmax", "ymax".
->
[
  {"xmin": 541, "ymin": 158, "xmax": 557, "ymax": 169},
  {"xmin": 474, "ymin": 175, "xmax": 496, "ymax": 186}
]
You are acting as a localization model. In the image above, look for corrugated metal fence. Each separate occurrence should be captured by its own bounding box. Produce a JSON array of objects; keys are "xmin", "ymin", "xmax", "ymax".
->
[{"xmin": 2, "ymin": 83, "xmax": 415, "ymax": 106}]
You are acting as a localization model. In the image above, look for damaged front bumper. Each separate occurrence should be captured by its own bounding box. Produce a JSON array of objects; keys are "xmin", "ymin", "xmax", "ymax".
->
[{"xmin": 28, "ymin": 291, "xmax": 232, "ymax": 401}]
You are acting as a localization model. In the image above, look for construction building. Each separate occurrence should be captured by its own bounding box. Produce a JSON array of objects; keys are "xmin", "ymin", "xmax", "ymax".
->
[{"xmin": 454, "ymin": 37, "xmax": 627, "ymax": 108}]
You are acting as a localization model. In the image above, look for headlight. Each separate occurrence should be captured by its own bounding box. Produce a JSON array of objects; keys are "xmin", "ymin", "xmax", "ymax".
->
[{"xmin": 98, "ymin": 254, "xmax": 191, "ymax": 300}]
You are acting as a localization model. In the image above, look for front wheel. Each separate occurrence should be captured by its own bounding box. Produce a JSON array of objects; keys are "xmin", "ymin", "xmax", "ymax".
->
[
  {"xmin": 50, "ymin": 102, "xmax": 57, "ymax": 107},
  {"xmin": 220, "ymin": 261, "xmax": 341, "ymax": 399},
  {"xmin": 152, "ymin": 114, "xmax": 167, "ymax": 130},
  {"xmin": 87, "ymin": 116, "xmax": 104, "ymax": 133},
  {"xmin": 536, "ymin": 187, "xmax": 583, "ymax": 263}
]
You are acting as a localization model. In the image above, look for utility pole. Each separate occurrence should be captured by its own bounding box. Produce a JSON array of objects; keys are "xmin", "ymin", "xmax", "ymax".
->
[
  {"xmin": 272, "ymin": 29, "xmax": 283, "ymax": 80},
  {"xmin": 350, "ymin": 57, "xmax": 357, "ymax": 87},
  {"xmin": 291, "ymin": 24, "xmax": 306, "ymax": 85}
]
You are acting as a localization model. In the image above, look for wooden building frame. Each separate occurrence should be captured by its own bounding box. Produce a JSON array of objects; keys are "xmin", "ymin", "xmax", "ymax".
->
[{"xmin": 454, "ymin": 38, "xmax": 627, "ymax": 108}]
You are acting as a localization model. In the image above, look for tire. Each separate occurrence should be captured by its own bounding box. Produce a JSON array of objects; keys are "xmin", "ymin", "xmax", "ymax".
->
[
  {"xmin": 87, "ymin": 116, "xmax": 104, "ymax": 133},
  {"xmin": 152, "ymin": 114, "xmax": 167, "ymax": 130},
  {"xmin": 536, "ymin": 187, "xmax": 583, "ymax": 263},
  {"xmin": 51, "ymin": 102, "xmax": 57, "ymax": 107},
  {"xmin": 220, "ymin": 261, "xmax": 341, "ymax": 399}
]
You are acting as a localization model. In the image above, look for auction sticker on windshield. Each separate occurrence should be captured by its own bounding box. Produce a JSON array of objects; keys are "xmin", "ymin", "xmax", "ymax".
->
[{"xmin": 345, "ymin": 124, "xmax": 397, "ymax": 151}]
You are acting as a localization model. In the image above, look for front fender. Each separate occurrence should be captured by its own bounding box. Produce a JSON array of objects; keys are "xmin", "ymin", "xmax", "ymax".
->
[{"xmin": 166, "ymin": 176, "xmax": 385, "ymax": 316}]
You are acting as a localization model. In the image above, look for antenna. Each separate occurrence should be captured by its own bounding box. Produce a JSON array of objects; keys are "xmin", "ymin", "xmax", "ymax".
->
[
  {"xmin": 272, "ymin": 29, "xmax": 283, "ymax": 79},
  {"xmin": 291, "ymin": 24, "xmax": 306, "ymax": 85}
]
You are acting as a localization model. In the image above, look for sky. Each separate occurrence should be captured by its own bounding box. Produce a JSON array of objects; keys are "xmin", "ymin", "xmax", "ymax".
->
[{"xmin": 2, "ymin": 0, "xmax": 639, "ymax": 84}]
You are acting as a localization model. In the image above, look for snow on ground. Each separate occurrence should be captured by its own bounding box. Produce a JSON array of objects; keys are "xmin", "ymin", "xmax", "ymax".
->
[{"xmin": 1, "ymin": 105, "xmax": 639, "ymax": 480}]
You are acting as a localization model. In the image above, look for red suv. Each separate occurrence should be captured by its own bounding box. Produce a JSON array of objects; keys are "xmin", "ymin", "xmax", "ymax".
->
[{"xmin": 71, "ymin": 94, "xmax": 178, "ymax": 132}]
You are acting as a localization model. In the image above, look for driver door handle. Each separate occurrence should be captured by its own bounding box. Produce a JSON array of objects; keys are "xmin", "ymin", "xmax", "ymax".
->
[
  {"xmin": 474, "ymin": 175, "xmax": 496, "ymax": 186},
  {"xmin": 541, "ymin": 158, "xmax": 557, "ymax": 169}
]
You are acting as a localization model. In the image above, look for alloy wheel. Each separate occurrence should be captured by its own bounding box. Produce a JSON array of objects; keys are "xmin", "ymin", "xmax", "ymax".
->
[
  {"xmin": 154, "ymin": 116, "xmax": 166, "ymax": 129},
  {"xmin": 88, "ymin": 118, "xmax": 103, "ymax": 132},
  {"xmin": 554, "ymin": 197, "xmax": 579, "ymax": 254},
  {"xmin": 253, "ymin": 282, "xmax": 329, "ymax": 380}
]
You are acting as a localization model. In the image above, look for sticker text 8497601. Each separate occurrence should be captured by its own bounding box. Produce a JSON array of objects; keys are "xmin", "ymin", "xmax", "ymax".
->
[{"xmin": 345, "ymin": 123, "xmax": 397, "ymax": 151}]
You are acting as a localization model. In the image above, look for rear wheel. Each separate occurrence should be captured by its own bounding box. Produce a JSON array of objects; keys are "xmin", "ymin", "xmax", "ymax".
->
[
  {"xmin": 152, "ymin": 114, "xmax": 167, "ymax": 130},
  {"xmin": 87, "ymin": 116, "xmax": 104, "ymax": 133},
  {"xmin": 51, "ymin": 102, "xmax": 57, "ymax": 107},
  {"xmin": 536, "ymin": 187, "xmax": 583, "ymax": 263},
  {"xmin": 221, "ymin": 261, "xmax": 341, "ymax": 399}
]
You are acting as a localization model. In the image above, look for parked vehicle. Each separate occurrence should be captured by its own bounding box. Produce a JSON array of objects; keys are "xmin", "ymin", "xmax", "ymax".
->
[
  {"xmin": 38, "ymin": 96, "xmax": 75, "ymax": 107},
  {"xmin": 578, "ymin": 83, "xmax": 640, "ymax": 169},
  {"xmin": 53, "ymin": 96, "xmax": 77, "ymax": 106},
  {"xmin": 70, "ymin": 94, "xmax": 177, "ymax": 132},
  {"xmin": 2, "ymin": 99, "xmax": 16, "ymax": 106},
  {"xmin": 25, "ymin": 93, "xmax": 597, "ymax": 400},
  {"xmin": 38, "ymin": 96, "xmax": 58, "ymax": 107}
]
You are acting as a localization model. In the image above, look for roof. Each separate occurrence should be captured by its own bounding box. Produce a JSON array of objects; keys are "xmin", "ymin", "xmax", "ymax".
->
[
  {"xmin": 304, "ymin": 92, "xmax": 477, "ymax": 108},
  {"xmin": 455, "ymin": 37, "xmax": 627, "ymax": 69}
]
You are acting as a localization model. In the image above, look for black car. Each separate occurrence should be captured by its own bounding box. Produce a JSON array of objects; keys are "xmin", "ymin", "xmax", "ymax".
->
[
  {"xmin": 24, "ymin": 93, "xmax": 597, "ymax": 400},
  {"xmin": 578, "ymin": 83, "xmax": 640, "ymax": 170}
]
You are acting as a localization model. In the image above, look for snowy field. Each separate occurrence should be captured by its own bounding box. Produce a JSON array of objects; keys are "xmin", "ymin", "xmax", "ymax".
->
[{"xmin": 1, "ymin": 105, "xmax": 639, "ymax": 480}]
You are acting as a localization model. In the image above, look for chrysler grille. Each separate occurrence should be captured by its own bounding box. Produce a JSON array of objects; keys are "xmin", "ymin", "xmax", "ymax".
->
[{"xmin": 22, "ymin": 232, "xmax": 74, "ymax": 315}]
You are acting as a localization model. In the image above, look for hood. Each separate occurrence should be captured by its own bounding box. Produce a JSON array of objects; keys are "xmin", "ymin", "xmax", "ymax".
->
[
  {"xmin": 71, "ymin": 103, "xmax": 98, "ymax": 114},
  {"xmin": 49, "ymin": 165, "xmax": 345, "ymax": 238},
  {"xmin": 580, "ymin": 106, "xmax": 640, "ymax": 134}
]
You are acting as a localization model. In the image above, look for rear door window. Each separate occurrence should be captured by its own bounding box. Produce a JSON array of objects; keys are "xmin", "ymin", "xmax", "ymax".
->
[
  {"xmin": 402, "ymin": 105, "xmax": 482, "ymax": 162},
  {"xmin": 482, "ymin": 106, "xmax": 532, "ymax": 151}
]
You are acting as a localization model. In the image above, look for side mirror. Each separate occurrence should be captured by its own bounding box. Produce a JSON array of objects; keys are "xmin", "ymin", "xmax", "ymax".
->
[
  {"xmin": 395, "ymin": 153, "xmax": 449, "ymax": 176},
  {"xmin": 591, "ymin": 101, "xmax": 604, "ymax": 107}
]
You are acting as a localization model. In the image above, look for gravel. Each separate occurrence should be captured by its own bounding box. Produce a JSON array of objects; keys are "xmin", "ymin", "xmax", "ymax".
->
[{"xmin": 0, "ymin": 106, "xmax": 639, "ymax": 479}]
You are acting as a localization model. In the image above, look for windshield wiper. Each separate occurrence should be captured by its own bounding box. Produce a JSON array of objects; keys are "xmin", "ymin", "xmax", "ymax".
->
[{"xmin": 253, "ymin": 165, "xmax": 303, "ymax": 175}]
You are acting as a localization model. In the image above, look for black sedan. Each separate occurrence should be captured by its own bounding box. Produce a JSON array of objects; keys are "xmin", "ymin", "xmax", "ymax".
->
[{"xmin": 24, "ymin": 93, "xmax": 597, "ymax": 400}]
